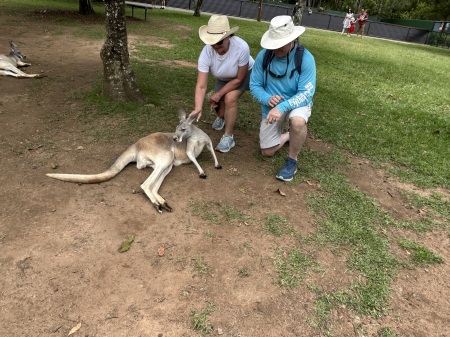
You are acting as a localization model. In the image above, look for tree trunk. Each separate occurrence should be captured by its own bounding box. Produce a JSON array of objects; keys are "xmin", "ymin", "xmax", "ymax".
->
[
  {"xmin": 257, "ymin": 0, "xmax": 263, "ymax": 22},
  {"xmin": 79, "ymin": 0, "xmax": 95, "ymax": 15},
  {"xmin": 193, "ymin": 0, "xmax": 204, "ymax": 17},
  {"xmin": 100, "ymin": 0, "xmax": 145, "ymax": 102},
  {"xmin": 293, "ymin": 0, "xmax": 307, "ymax": 25}
]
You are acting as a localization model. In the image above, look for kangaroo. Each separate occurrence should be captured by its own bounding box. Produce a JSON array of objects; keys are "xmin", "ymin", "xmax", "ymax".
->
[
  {"xmin": 0, "ymin": 41, "xmax": 44, "ymax": 78},
  {"xmin": 46, "ymin": 109, "xmax": 222, "ymax": 213}
]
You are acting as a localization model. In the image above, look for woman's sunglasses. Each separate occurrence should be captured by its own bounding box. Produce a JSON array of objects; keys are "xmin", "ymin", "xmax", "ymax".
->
[{"xmin": 213, "ymin": 39, "xmax": 225, "ymax": 47}]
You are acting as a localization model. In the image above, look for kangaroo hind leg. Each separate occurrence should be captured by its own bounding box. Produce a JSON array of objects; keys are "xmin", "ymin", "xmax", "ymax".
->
[
  {"xmin": 140, "ymin": 155, "xmax": 174, "ymax": 213},
  {"xmin": 151, "ymin": 164, "xmax": 174, "ymax": 212},
  {"xmin": 205, "ymin": 141, "xmax": 222, "ymax": 169}
]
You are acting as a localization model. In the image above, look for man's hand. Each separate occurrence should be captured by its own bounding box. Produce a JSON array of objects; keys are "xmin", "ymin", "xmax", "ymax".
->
[
  {"xmin": 268, "ymin": 95, "xmax": 284, "ymax": 108},
  {"xmin": 265, "ymin": 107, "xmax": 282, "ymax": 125}
]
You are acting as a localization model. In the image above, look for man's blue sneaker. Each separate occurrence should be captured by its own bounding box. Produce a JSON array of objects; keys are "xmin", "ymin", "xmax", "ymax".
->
[
  {"xmin": 212, "ymin": 117, "xmax": 225, "ymax": 131},
  {"xmin": 215, "ymin": 134, "xmax": 235, "ymax": 153},
  {"xmin": 276, "ymin": 157, "xmax": 298, "ymax": 182}
]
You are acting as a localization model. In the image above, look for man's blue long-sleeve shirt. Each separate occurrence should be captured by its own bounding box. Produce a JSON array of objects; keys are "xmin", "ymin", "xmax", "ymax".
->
[{"xmin": 250, "ymin": 46, "xmax": 316, "ymax": 120}]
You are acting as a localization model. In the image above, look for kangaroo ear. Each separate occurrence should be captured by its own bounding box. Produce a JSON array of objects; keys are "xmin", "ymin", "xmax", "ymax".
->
[{"xmin": 177, "ymin": 109, "xmax": 186, "ymax": 121}]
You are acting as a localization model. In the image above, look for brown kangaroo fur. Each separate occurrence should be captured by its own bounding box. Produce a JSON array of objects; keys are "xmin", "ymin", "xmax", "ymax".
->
[{"xmin": 46, "ymin": 109, "xmax": 222, "ymax": 213}]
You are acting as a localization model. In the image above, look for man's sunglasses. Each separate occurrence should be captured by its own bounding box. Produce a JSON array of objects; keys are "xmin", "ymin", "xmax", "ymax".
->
[{"xmin": 268, "ymin": 55, "xmax": 290, "ymax": 78}]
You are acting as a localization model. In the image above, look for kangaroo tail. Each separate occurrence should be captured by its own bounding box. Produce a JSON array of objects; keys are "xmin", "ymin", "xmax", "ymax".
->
[{"xmin": 46, "ymin": 145, "xmax": 137, "ymax": 184}]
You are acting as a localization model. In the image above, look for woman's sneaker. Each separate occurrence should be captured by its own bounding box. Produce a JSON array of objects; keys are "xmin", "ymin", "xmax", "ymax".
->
[
  {"xmin": 212, "ymin": 117, "xmax": 225, "ymax": 131},
  {"xmin": 276, "ymin": 157, "xmax": 298, "ymax": 181},
  {"xmin": 215, "ymin": 134, "xmax": 235, "ymax": 153}
]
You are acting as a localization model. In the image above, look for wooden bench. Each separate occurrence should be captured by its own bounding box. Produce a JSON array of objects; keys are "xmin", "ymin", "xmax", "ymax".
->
[{"xmin": 125, "ymin": 1, "xmax": 153, "ymax": 21}]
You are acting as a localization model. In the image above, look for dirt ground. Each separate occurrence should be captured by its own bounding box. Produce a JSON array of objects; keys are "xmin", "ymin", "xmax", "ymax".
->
[{"xmin": 1, "ymin": 11, "xmax": 449, "ymax": 337}]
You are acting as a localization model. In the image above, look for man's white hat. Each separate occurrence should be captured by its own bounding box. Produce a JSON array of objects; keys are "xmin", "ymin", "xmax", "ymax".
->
[{"xmin": 261, "ymin": 15, "xmax": 306, "ymax": 50}]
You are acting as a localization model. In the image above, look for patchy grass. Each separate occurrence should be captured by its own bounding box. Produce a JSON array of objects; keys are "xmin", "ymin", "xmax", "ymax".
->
[
  {"xmin": 191, "ymin": 302, "xmax": 215, "ymax": 336},
  {"xmin": 274, "ymin": 248, "xmax": 314, "ymax": 287},
  {"xmin": 263, "ymin": 214, "xmax": 297, "ymax": 237},
  {"xmin": 398, "ymin": 238, "xmax": 444, "ymax": 266}
]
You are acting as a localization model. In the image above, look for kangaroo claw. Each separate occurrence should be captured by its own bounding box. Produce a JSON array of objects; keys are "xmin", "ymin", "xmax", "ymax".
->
[
  {"xmin": 199, "ymin": 173, "xmax": 207, "ymax": 179},
  {"xmin": 161, "ymin": 203, "xmax": 173, "ymax": 212},
  {"xmin": 215, "ymin": 165, "xmax": 222, "ymax": 170}
]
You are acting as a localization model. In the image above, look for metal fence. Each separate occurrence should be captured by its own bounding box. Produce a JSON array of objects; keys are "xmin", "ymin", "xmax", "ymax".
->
[{"xmin": 135, "ymin": 0, "xmax": 431, "ymax": 45}]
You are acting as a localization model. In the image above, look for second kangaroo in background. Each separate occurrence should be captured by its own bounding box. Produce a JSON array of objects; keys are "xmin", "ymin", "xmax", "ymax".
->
[
  {"xmin": 46, "ymin": 109, "xmax": 222, "ymax": 213},
  {"xmin": 0, "ymin": 41, "xmax": 44, "ymax": 78}
]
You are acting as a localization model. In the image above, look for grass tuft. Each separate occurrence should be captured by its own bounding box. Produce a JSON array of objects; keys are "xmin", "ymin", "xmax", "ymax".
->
[
  {"xmin": 263, "ymin": 214, "xmax": 296, "ymax": 237},
  {"xmin": 191, "ymin": 302, "xmax": 215, "ymax": 335},
  {"xmin": 398, "ymin": 238, "xmax": 444, "ymax": 266},
  {"xmin": 274, "ymin": 248, "xmax": 313, "ymax": 287}
]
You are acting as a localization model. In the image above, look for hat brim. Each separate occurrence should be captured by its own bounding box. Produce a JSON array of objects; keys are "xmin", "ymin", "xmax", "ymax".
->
[
  {"xmin": 199, "ymin": 26, "xmax": 239, "ymax": 45},
  {"xmin": 260, "ymin": 26, "xmax": 305, "ymax": 50}
]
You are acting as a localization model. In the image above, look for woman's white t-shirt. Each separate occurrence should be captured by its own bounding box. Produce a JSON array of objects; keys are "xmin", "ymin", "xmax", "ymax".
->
[{"xmin": 198, "ymin": 36, "xmax": 254, "ymax": 82}]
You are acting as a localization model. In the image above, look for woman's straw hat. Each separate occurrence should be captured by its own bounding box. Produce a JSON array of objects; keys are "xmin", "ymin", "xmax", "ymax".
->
[
  {"xmin": 199, "ymin": 15, "xmax": 239, "ymax": 45},
  {"xmin": 260, "ymin": 15, "xmax": 305, "ymax": 50}
]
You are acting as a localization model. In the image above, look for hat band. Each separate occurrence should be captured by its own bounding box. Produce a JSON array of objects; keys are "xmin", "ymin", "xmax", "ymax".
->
[{"xmin": 207, "ymin": 30, "xmax": 228, "ymax": 35}]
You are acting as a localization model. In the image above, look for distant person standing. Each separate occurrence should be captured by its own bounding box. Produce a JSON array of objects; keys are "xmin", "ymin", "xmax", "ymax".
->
[
  {"xmin": 152, "ymin": 0, "xmax": 165, "ymax": 9},
  {"xmin": 349, "ymin": 17, "xmax": 356, "ymax": 36},
  {"xmin": 356, "ymin": 9, "xmax": 368, "ymax": 38},
  {"xmin": 341, "ymin": 9, "xmax": 354, "ymax": 36}
]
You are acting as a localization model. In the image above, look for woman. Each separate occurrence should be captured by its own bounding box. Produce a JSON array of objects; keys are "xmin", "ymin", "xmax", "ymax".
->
[
  {"xmin": 191, "ymin": 15, "xmax": 254, "ymax": 153},
  {"xmin": 341, "ymin": 9, "xmax": 354, "ymax": 36}
]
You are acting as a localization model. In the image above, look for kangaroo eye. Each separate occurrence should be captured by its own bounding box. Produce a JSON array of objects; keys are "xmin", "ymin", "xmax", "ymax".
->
[{"xmin": 181, "ymin": 128, "xmax": 186, "ymax": 131}]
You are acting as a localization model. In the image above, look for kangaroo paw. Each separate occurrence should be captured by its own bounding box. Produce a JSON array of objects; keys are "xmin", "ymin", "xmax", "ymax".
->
[
  {"xmin": 199, "ymin": 173, "xmax": 207, "ymax": 179},
  {"xmin": 215, "ymin": 165, "xmax": 223, "ymax": 170},
  {"xmin": 155, "ymin": 204, "xmax": 163, "ymax": 214},
  {"xmin": 161, "ymin": 203, "xmax": 173, "ymax": 212}
]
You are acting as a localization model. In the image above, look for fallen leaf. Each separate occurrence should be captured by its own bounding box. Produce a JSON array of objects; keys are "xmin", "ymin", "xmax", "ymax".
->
[
  {"xmin": 418, "ymin": 209, "xmax": 427, "ymax": 215},
  {"xmin": 276, "ymin": 188, "xmax": 286, "ymax": 197},
  {"xmin": 118, "ymin": 235, "xmax": 135, "ymax": 253},
  {"xmin": 157, "ymin": 244, "xmax": 165, "ymax": 257},
  {"xmin": 305, "ymin": 180, "xmax": 321, "ymax": 188},
  {"xmin": 68, "ymin": 322, "xmax": 81, "ymax": 336},
  {"xmin": 76, "ymin": 146, "xmax": 84, "ymax": 150}
]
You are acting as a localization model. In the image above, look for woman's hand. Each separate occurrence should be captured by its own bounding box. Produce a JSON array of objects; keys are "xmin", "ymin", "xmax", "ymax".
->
[
  {"xmin": 208, "ymin": 92, "xmax": 222, "ymax": 105},
  {"xmin": 209, "ymin": 101, "xmax": 218, "ymax": 112},
  {"xmin": 190, "ymin": 110, "xmax": 202, "ymax": 122}
]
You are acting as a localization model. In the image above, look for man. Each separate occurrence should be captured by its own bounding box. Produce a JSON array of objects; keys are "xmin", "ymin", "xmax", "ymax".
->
[
  {"xmin": 356, "ymin": 8, "xmax": 368, "ymax": 38},
  {"xmin": 250, "ymin": 16, "xmax": 316, "ymax": 182}
]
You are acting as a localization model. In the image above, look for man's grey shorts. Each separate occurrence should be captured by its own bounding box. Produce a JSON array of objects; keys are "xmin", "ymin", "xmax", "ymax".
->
[{"xmin": 260, "ymin": 105, "xmax": 312, "ymax": 149}]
